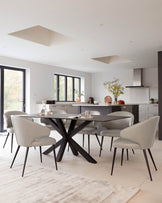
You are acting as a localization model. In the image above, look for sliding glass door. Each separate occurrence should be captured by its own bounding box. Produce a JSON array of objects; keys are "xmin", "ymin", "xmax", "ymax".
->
[{"xmin": 0, "ymin": 66, "xmax": 25, "ymax": 131}]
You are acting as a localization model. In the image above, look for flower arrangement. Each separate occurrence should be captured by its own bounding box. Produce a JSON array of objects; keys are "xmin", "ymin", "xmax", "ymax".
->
[{"xmin": 103, "ymin": 78, "xmax": 124, "ymax": 103}]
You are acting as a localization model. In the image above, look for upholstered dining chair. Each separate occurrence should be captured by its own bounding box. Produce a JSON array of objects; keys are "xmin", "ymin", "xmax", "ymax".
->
[
  {"xmin": 78, "ymin": 111, "xmax": 101, "ymax": 154},
  {"xmin": 11, "ymin": 116, "xmax": 58, "ymax": 177},
  {"xmin": 99, "ymin": 111, "xmax": 134, "ymax": 157},
  {"xmin": 111, "ymin": 116, "xmax": 160, "ymax": 181},
  {"xmin": 3, "ymin": 111, "xmax": 27, "ymax": 153}
]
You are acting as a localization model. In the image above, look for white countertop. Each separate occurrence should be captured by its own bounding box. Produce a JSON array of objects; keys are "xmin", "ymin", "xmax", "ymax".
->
[
  {"xmin": 72, "ymin": 103, "xmax": 139, "ymax": 107},
  {"xmin": 37, "ymin": 102, "xmax": 158, "ymax": 106}
]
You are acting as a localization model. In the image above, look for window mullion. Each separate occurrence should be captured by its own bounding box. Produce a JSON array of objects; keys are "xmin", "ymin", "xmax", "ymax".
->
[
  {"xmin": 65, "ymin": 76, "xmax": 67, "ymax": 101},
  {"xmin": 79, "ymin": 78, "xmax": 81, "ymax": 94},
  {"xmin": 72, "ymin": 77, "xmax": 75, "ymax": 102},
  {"xmin": 57, "ymin": 75, "xmax": 59, "ymax": 101}
]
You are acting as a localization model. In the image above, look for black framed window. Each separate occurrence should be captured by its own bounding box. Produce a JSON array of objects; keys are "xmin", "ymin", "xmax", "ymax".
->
[
  {"xmin": 0, "ymin": 66, "xmax": 26, "ymax": 131},
  {"xmin": 54, "ymin": 74, "xmax": 81, "ymax": 102}
]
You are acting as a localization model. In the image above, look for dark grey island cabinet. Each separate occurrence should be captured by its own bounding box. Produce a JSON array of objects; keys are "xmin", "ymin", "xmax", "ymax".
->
[{"xmin": 73, "ymin": 104, "xmax": 139, "ymax": 123}]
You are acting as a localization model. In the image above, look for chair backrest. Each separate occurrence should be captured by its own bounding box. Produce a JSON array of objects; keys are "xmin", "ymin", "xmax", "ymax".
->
[
  {"xmin": 90, "ymin": 111, "xmax": 101, "ymax": 116},
  {"xmin": 101, "ymin": 111, "xmax": 134, "ymax": 129},
  {"xmin": 120, "ymin": 116, "xmax": 160, "ymax": 149},
  {"xmin": 53, "ymin": 109, "xmax": 67, "ymax": 114},
  {"xmin": 41, "ymin": 109, "xmax": 66, "ymax": 125},
  {"xmin": 4, "ymin": 111, "xmax": 27, "ymax": 128},
  {"xmin": 78, "ymin": 111, "xmax": 101, "ymax": 127},
  {"xmin": 11, "ymin": 116, "xmax": 50, "ymax": 147}
]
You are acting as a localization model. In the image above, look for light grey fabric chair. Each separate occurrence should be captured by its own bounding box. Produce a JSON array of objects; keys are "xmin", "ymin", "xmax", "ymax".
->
[
  {"xmin": 3, "ymin": 111, "xmax": 27, "ymax": 153},
  {"xmin": 78, "ymin": 111, "xmax": 101, "ymax": 154},
  {"xmin": 99, "ymin": 111, "xmax": 134, "ymax": 156},
  {"xmin": 11, "ymin": 116, "xmax": 58, "ymax": 177},
  {"xmin": 111, "ymin": 116, "xmax": 160, "ymax": 181}
]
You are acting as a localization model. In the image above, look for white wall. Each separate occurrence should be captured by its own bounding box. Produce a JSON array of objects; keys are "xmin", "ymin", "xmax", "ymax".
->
[
  {"xmin": 0, "ymin": 55, "xmax": 158, "ymax": 111},
  {"xmin": 0, "ymin": 56, "xmax": 91, "ymax": 113},
  {"xmin": 91, "ymin": 68, "xmax": 158, "ymax": 104}
]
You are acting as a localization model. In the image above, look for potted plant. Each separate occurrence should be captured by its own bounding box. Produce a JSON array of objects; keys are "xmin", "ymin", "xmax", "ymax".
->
[
  {"xmin": 149, "ymin": 98, "xmax": 154, "ymax": 104},
  {"xmin": 75, "ymin": 90, "xmax": 84, "ymax": 102},
  {"xmin": 103, "ymin": 78, "xmax": 124, "ymax": 104}
]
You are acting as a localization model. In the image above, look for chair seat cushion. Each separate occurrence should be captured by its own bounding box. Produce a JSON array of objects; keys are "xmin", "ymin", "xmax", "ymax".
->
[
  {"xmin": 31, "ymin": 136, "xmax": 56, "ymax": 146},
  {"xmin": 113, "ymin": 138, "xmax": 140, "ymax": 149},
  {"xmin": 100, "ymin": 129, "xmax": 121, "ymax": 137},
  {"xmin": 79, "ymin": 127, "xmax": 98, "ymax": 134},
  {"xmin": 7, "ymin": 127, "xmax": 14, "ymax": 133}
]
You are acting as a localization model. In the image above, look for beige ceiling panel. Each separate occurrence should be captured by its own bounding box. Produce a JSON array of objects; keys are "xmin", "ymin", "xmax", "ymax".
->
[
  {"xmin": 9, "ymin": 25, "xmax": 70, "ymax": 46},
  {"xmin": 92, "ymin": 55, "xmax": 131, "ymax": 64}
]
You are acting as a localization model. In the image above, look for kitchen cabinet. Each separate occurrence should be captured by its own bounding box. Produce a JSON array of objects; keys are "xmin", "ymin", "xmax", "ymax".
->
[
  {"xmin": 112, "ymin": 105, "xmax": 138, "ymax": 123},
  {"xmin": 139, "ymin": 104, "xmax": 158, "ymax": 122},
  {"xmin": 76, "ymin": 104, "xmax": 139, "ymax": 123}
]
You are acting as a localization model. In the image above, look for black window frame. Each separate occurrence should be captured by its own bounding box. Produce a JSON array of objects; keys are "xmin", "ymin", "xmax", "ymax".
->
[
  {"xmin": 54, "ymin": 74, "xmax": 81, "ymax": 102},
  {"xmin": 0, "ymin": 65, "xmax": 26, "ymax": 131}
]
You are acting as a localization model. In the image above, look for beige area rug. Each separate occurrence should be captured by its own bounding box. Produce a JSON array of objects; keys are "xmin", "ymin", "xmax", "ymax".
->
[{"xmin": 0, "ymin": 159, "xmax": 139, "ymax": 203}]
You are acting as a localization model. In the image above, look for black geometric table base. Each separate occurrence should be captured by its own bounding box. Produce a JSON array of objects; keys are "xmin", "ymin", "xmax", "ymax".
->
[{"xmin": 43, "ymin": 118, "xmax": 97, "ymax": 164}]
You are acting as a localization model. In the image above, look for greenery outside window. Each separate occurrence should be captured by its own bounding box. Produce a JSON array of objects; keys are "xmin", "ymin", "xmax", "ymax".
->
[{"xmin": 54, "ymin": 74, "xmax": 81, "ymax": 102}]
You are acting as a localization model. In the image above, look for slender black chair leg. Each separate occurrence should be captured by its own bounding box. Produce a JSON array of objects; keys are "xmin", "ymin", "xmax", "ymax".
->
[
  {"xmin": 99, "ymin": 136, "xmax": 104, "ymax": 157},
  {"xmin": 83, "ymin": 134, "xmax": 85, "ymax": 147},
  {"xmin": 132, "ymin": 149, "xmax": 135, "ymax": 154},
  {"xmin": 67, "ymin": 144, "xmax": 70, "ymax": 152},
  {"xmin": 11, "ymin": 133, "xmax": 14, "ymax": 153},
  {"xmin": 39, "ymin": 146, "xmax": 42, "ymax": 163},
  {"xmin": 10, "ymin": 146, "xmax": 20, "ymax": 168},
  {"xmin": 22, "ymin": 147, "xmax": 29, "ymax": 177},
  {"xmin": 143, "ymin": 149, "xmax": 152, "ymax": 181},
  {"xmin": 95, "ymin": 134, "xmax": 101, "ymax": 147},
  {"xmin": 88, "ymin": 134, "xmax": 90, "ymax": 154},
  {"xmin": 111, "ymin": 147, "xmax": 117, "ymax": 175},
  {"xmin": 110, "ymin": 137, "xmax": 114, "ymax": 151},
  {"xmin": 147, "ymin": 148, "xmax": 157, "ymax": 171},
  {"xmin": 53, "ymin": 145, "xmax": 58, "ymax": 170},
  {"xmin": 126, "ymin": 149, "xmax": 129, "ymax": 160},
  {"xmin": 121, "ymin": 148, "xmax": 124, "ymax": 166},
  {"xmin": 3, "ymin": 132, "xmax": 9, "ymax": 148}
]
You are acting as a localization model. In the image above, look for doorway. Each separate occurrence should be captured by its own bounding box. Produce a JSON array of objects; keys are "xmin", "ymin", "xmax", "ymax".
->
[{"xmin": 0, "ymin": 66, "xmax": 25, "ymax": 131}]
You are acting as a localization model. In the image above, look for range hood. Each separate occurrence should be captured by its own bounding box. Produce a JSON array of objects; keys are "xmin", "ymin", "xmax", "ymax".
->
[{"xmin": 126, "ymin": 68, "xmax": 148, "ymax": 88}]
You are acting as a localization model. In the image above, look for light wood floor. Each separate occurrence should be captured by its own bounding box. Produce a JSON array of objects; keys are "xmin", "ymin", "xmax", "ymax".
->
[{"xmin": 1, "ymin": 131, "xmax": 162, "ymax": 203}]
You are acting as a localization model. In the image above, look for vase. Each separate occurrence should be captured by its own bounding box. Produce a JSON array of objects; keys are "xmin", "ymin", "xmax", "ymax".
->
[
  {"xmin": 76, "ymin": 98, "xmax": 81, "ymax": 102},
  {"xmin": 114, "ymin": 96, "xmax": 118, "ymax": 104}
]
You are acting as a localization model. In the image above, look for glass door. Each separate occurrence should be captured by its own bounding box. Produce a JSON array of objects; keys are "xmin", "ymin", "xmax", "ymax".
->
[{"xmin": 0, "ymin": 66, "xmax": 25, "ymax": 131}]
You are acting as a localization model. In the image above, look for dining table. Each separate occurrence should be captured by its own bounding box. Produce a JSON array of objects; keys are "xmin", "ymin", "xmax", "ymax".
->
[{"xmin": 21, "ymin": 113, "xmax": 129, "ymax": 164}]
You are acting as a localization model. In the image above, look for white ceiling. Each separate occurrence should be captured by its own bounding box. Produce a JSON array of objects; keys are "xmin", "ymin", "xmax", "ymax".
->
[{"xmin": 0, "ymin": 0, "xmax": 162, "ymax": 73}]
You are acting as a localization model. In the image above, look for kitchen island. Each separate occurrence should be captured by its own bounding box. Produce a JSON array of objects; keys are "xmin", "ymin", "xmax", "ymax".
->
[{"xmin": 73, "ymin": 103, "xmax": 139, "ymax": 123}]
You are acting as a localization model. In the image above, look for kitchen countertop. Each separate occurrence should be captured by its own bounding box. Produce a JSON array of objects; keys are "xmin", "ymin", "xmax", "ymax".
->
[
  {"xmin": 37, "ymin": 102, "xmax": 158, "ymax": 106},
  {"xmin": 72, "ymin": 103, "xmax": 139, "ymax": 107}
]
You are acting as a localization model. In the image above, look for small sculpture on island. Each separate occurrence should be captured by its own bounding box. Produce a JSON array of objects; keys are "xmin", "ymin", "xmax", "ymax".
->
[{"xmin": 104, "ymin": 96, "xmax": 112, "ymax": 104}]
